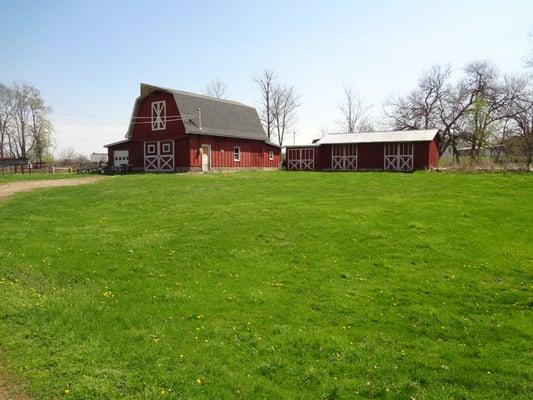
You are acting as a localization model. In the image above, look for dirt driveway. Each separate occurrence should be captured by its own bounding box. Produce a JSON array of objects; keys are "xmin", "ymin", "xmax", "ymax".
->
[{"xmin": 0, "ymin": 177, "xmax": 104, "ymax": 203}]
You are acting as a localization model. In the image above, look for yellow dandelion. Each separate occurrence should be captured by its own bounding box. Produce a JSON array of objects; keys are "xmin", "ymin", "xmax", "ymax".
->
[
  {"xmin": 64, "ymin": 388, "xmax": 70, "ymax": 394},
  {"xmin": 196, "ymin": 378, "xmax": 202, "ymax": 385}
]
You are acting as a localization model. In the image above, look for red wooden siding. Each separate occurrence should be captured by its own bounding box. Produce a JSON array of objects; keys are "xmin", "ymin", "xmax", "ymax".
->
[
  {"xmin": 188, "ymin": 135, "xmax": 280, "ymax": 169},
  {"xmin": 287, "ymin": 138, "xmax": 439, "ymax": 172},
  {"xmin": 428, "ymin": 139, "xmax": 439, "ymax": 168}
]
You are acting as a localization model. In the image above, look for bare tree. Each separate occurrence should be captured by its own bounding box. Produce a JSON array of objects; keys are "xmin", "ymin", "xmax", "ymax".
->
[
  {"xmin": 504, "ymin": 75, "xmax": 533, "ymax": 168},
  {"xmin": 385, "ymin": 65, "xmax": 451, "ymax": 131},
  {"xmin": 255, "ymin": 69, "xmax": 276, "ymax": 141},
  {"xmin": 384, "ymin": 62, "xmax": 513, "ymax": 160},
  {"xmin": 384, "ymin": 64, "xmax": 470, "ymax": 158},
  {"xmin": 338, "ymin": 86, "xmax": 373, "ymax": 132},
  {"xmin": 1, "ymin": 82, "xmax": 54, "ymax": 161},
  {"xmin": 10, "ymin": 82, "xmax": 36, "ymax": 158},
  {"xmin": 204, "ymin": 78, "xmax": 227, "ymax": 99},
  {"xmin": 458, "ymin": 62, "xmax": 524, "ymax": 162},
  {"xmin": 30, "ymin": 101, "xmax": 54, "ymax": 164},
  {"xmin": 58, "ymin": 147, "xmax": 88, "ymax": 164},
  {"xmin": 0, "ymin": 83, "xmax": 13, "ymax": 158},
  {"xmin": 272, "ymin": 84, "xmax": 300, "ymax": 146}
]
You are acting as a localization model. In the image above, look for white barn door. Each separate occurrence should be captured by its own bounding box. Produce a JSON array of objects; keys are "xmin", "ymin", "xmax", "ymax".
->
[
  {"xmin": 201, "ymin": 144, "xmax": 210, "ymax": 172},
  {"xmin": 287, "ymin": 148, "xmax": 314, "ymax": 171},
  {"xmin": 113, "ymin": 150, "xmax": 129, "ymax": 167},
  {"xmin": 331, "ymin": 144, "xmax": 357, "ymax": 170},
  {"xmin": 144, "ymin": 141, "xmax": 175, "ymax": 172},
  {"xmin": 384, "ymin": 142, "xmax": 414, "ymax": 171}
]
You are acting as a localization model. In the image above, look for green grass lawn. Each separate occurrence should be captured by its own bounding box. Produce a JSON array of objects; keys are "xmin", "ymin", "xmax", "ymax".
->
[{"xmin": 0, "ymin": 172, "xmax": 531, "ymax": 399}]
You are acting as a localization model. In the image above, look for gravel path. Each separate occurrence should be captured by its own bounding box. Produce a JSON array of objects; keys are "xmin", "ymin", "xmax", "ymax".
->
[{"xmin": 0, "ymin": 177, "xmax": 104, "ymax": 203}]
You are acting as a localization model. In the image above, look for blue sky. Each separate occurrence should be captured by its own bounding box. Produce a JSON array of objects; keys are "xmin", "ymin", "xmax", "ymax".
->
[{"xmin": 1, "ymin": 0, "xmax": 532, "ymax": 154}]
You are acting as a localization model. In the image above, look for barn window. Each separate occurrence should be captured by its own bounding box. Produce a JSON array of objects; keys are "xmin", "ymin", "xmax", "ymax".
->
[
  {"xmin": 162, "ymin": 143, "xmax": 170, "ymax": 153},
  {"xmin": 269, "ymin": 150, "xmax": 274, "ymax": 160},
  {"xmin": 233, "ymin": 146, "xmax": 241, "ymax": 162},
  {"xmin": 151, "ymin": 100, "xmax": 166, "ymax": 131},
  {"xmin": 147, "ymin": 144, "xmax": 156, "ymax": 154}
]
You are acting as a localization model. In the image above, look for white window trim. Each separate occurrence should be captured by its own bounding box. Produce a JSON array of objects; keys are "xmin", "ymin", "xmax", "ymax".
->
[
  {"xmin": 151, "ymin": 100, "xmax": 166, "ymax": 131},
  {"xmin": 147, "ymin": 144, "xmax": 156, "ymax": 154},
  {"xmin": 162, "ymin": 143, "xmax": 171, "ymax": 153},
  {"xmin": 233, "ymin": 146, "xmax": 241, "ymax": 162},
  {"xmin": 268, "ymin": 150, "xmax": 274, "ymax": 161}
]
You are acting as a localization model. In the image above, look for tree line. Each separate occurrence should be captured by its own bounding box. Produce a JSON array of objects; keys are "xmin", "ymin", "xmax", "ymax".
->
[
  {"xmin": 385, "ymin": 61, "xmax": 533, "ymax": 166},
  {"xmin": 0, "ymin": 82, "xmax": 54, "ymax": 163},
  {"xmin": 206, "ymin": 55, "xmax": 532, "ymax": 168},
  {"xmin": 4, "ymin": 47, "xmax": 531, "ymax": 167}
]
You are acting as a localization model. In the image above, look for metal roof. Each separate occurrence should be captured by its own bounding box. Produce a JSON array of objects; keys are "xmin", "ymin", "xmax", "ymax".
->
[
  {"xmin": 315, "ymin": 129, "xmax": 439, "ymax": 145},
  {"xmin": 104, "ymin": 139, "xmax": 130, "ymax": 148},
  {"xmin": 125, "ymin": 84, "xmax": 267, "ymax": 141}
]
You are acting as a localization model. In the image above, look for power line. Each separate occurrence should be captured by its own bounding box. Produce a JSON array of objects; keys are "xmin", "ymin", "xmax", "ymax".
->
[
  {"xmin": 53, "ymin": 116, "xmax": 200, "ymax": 127},
  {"xmin": 52, "ymin": 112, "xmax": 199, "ymax": 120}
]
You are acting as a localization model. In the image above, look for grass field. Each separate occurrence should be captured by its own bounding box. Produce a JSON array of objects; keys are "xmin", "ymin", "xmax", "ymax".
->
[{"xmin": 0, "ymin": 172, "xmax": 531, "ymax": 399}]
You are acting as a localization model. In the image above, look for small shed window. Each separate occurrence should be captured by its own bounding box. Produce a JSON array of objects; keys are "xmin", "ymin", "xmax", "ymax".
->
[
  {"xmin": 151, "ymin": 100, "xmax": 166, "ymax": 131},
  {"xmin": 233, "ymin": 146, "xmax": 241, "ymax": 162},
  {"xmin": 162, "ymin": 143, "xmax": 170, "ymax": 153},
  {"xmin": 268, "ymin": 150, "xmax": 274, "ymax": 161}
]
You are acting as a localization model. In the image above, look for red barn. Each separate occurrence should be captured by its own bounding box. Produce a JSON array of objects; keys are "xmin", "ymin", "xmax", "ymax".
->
[
  {"xmin": 105, "ymin": 84, "xmax": 280, "ymax": 172},
  {"xmin": 285, "ymin": 129, "xmax": 439, "ymax": 172}
]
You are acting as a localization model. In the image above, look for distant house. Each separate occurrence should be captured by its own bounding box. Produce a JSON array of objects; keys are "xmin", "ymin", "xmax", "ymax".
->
[
  {"xmin": 90, "ymin": 153, "xmax": 108, "ymax": 163},
  {"xmin": 105, "ymin": 83, "xmax": 280, "ymax": 172},
  {"xmin": 285, "ymin": 129, "xmax": 440, "ymax": 172}
]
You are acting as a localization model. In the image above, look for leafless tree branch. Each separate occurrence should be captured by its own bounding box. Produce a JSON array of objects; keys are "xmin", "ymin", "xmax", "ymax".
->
[
  {"xmin": 204, "ymin": 78, "xmax": 227, "ymax": 99},
  {"xmin": 338, "ymin": 86, "xmax": 373, "ymax": 133}
]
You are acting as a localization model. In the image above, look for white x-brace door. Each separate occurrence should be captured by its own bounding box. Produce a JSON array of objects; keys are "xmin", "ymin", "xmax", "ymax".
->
[
  {"xmin": 384, "ymin": 142, "xmax": 414, "ymax": 171},
  {"xmin": 144, "ymin": 141, "xmax": 175, "ymax": 172},
  {"xmin": 331, "ymin": 144, "xmax": 358, "ymax": 170},
  {"xmin": 287, "ymin": 148, "xmax": 314, "ymax": 171}
]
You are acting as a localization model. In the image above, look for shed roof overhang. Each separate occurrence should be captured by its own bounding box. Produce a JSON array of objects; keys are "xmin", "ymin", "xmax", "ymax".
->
[
  {"xmin": 104, "ymin": 139, "xmax": 130, "ymax": 148},
  {"xmin": 284, "ymin": 129, "xmax": 440, "ymax": 149}
]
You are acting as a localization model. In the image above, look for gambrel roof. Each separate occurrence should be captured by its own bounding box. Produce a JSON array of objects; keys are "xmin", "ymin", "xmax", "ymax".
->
[{"xmin": 126, "ymin": 83, "xmax": 267, "ymax": 141}]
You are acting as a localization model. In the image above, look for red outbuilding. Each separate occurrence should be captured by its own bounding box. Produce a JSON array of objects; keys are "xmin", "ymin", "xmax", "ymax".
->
[
  {"xmin": 285, "ymin": 129, "xmax": 440, "ymax": 172},
  {"xmin": 105, "ymin": 83, "xmax": 280, "ymax": 172}
]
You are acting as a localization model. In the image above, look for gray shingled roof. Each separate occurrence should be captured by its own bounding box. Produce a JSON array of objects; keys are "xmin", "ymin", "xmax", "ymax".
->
[{"xmin": 126, "ymin": 84, "xmax": 267, "ymax": 141}]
